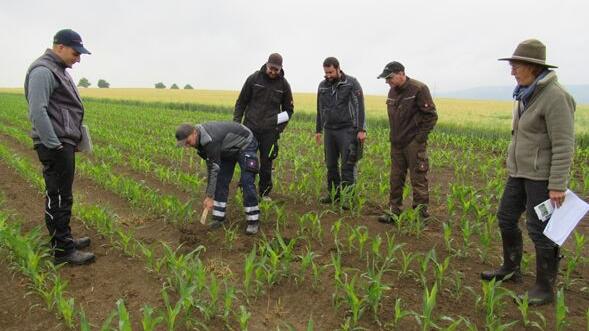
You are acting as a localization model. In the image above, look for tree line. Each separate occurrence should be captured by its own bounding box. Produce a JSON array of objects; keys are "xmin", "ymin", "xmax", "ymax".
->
[{"xmin": 77, "ymin": 78, "xmax": 194, "ymax": 90}]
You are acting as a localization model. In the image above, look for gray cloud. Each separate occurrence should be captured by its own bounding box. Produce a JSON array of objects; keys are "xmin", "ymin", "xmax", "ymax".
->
[{"xmin": 1, "ymin": 0, "xmax": 587, "ymax": 95}]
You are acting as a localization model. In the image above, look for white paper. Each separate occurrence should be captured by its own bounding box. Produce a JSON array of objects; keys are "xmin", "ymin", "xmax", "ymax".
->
[
  {"xmin": 543, "ymin": 190, "xmax": 589, "ymax": 246},
  {"xmin": 277, "ymin": 111, "xmax": 290, "ymax": 125},
  {"xmin": 534, "ymin": 199, "xmax": 554, "ymax": 222},
  {"xmin": 78, "ymin": 124, "xmax": 93, "ymax": 153}
]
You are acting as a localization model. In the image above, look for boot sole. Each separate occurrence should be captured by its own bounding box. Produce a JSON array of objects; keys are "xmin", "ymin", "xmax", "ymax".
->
[{"xmin": 54, "ymin": 255, "xmax": 96, "ymax": 266}]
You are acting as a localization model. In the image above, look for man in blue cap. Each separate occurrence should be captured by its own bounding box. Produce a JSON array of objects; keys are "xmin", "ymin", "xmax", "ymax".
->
[{"xmin": 24, "ymin": 29, "xmax": 95, "ymax": 265}]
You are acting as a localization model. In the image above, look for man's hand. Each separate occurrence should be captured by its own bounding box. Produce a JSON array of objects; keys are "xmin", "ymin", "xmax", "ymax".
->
[
  {"xmin": 549, "ymin": 190, "xmax": 566, "ymax": 208},
  {"xmin": 203, "ymin": 197, "xmax": 214, "ymax": 211},
  {"xmin": 357, "ymin": 131, "xmax": 366, "ymax": 143},
  {"xmin": 315, "ymin": 133, "xmax": 322, "ymax": 145}
]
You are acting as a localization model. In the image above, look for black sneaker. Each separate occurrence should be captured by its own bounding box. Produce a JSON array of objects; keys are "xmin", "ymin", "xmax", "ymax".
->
[
  {"xmin": 54, "ymin": 250, "xmax": 96, "ymax": 266},
  {"xmin": 245, "ymin": 222, "xmax": 259, "ymax": 235},
  {"xmin": 74, "ymin": 237, "xmax": 91, "ymax": 250}
]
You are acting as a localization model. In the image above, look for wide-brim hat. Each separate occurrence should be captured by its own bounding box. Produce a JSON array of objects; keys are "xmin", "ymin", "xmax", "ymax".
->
[{"xmin": 498, "ymin": 39, "xmax": 557, "ymax": 68}]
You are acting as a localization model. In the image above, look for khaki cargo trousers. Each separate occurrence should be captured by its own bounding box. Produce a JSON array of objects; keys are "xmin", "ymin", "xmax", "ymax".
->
[{"xmin": 389, "ymin": 138, "xmax": 430, "ymax": 211}]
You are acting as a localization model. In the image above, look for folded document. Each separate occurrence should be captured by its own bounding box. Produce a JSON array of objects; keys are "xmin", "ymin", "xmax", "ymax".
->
[{"xmin": 542, "ymin": 190, "xmax": 589, "ymax": 246}]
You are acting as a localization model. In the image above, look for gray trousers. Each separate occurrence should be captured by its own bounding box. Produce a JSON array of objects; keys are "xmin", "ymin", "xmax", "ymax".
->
[{"xmin": 323, "ymin": 127, "xmax": 357, "ymax": 194}]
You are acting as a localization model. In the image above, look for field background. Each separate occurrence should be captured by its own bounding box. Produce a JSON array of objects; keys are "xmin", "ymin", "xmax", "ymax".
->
[
  {"xmin": 0, "ymin": 88, "xmax": 588, "ymax": 330},
  {"xmin": 2, "ymin": 87, "xmax": 588, "ymax": 135}
]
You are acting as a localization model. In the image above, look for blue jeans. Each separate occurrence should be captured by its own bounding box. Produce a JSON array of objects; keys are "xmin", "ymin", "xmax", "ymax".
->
[{"xmin": 212, "ymin": 139, "xmax": 260, "ymax": 223}]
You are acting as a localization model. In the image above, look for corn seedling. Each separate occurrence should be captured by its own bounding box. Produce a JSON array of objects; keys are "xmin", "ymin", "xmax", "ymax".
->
[
  {"xmin": 415, "ymin": 283, "xmax": 438, "ymax": 331},
  {"xmin": 223, "ymin": 280, "xmax": 237, "ymax": 324},
  {"xmin": 141, "ymin": 305, "xmax": 164, "ymax": 331},
  {"xmin": 513, "ymin": 292, "xmax": 546, "ymax": 330},
  {"xmin": 238, "ymin": 305, "xmax": 251, "ymax": 331},
  {"xmin": 476, "ymin": 278, "xmax": 515, "ymax": 330},
  {"xmin": 555, "ymin": 288, "xmax": 569, "ymax": 331},
  {"xmin": 162, "ymin": 287, "xmax": 183, "ymax": 331},
  {"xmin": 116, "ymin": 299, "xmax": 133, "ymax": 331}
]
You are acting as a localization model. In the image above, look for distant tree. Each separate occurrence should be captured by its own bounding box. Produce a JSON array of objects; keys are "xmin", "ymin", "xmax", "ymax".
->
[
  {"xmin": 155, "ymin": 82, "xmax": 166, "ymax": 89},
  {"xmin": 97, "ymin": 79, "xmax": 110, "ymax": 88},
  {"xmin": 77, "ymin": 77, "xmax": 91, "ymax": 88},
  {"xmin": 184, "ymin": 84, "xmax": 194, "ymax": 90},
  {"xmin": 170, "ymin": 83, "xmax": 179, "ymax": 89}
]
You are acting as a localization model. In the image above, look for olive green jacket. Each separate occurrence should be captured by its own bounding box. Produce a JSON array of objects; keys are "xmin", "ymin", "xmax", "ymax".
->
[{"xmin": 507, "ymin": 71, "xmax": 575, "ymax": 191}]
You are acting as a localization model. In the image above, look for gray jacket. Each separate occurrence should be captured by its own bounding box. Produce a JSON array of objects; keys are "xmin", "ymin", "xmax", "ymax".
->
[
  {"xmin": 24, "ymin": 49, "xmax": 85, "ymax": 148},
  {"xmin": 195, "ymin": 122, "xmax": 254, "ymax": 197},
  {"xmin": 506, "ymin": 71, "xmax": 575, "ymax": 191}
]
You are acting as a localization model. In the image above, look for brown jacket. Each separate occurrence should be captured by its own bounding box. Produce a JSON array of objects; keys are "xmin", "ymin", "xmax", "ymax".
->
[{"xmin": 386, "ymin": 77, "xmax": 437, "ymax": 147}]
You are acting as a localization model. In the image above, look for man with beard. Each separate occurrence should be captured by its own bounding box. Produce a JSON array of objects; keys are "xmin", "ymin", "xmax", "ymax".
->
[
  {"xmin": 234, "ymin": 53, "xmax": 294, "ymax": 201},
  {"xmin": 316, "ymin": 57, "xmax": 366, "ymax": 209}
]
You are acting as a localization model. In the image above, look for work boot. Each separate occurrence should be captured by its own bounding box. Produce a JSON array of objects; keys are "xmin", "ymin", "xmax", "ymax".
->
[
  {"xmin": 73, "ymin": 237, "xmax": 91, "ymax": 250},
  {"xmin": 319, "ymin": 195, "xmax": 339, "ymax": 204},
  {"xmin": 519, "ymin": 246, "xmax": 560, "ymax": 305},
  {"xmin": 245, "ymin": 221, "xmax": 260, "ymax": 235},
  {"xmin": 378, "ymin": 208, "xmax": 402, "ymax": 224},
  {"xmin": 481, "ymin": 230, "xmax": 523, "ymax": 282},
  {"xmin": 54, "ymin": 250, "xmax": 96, "ymax": 266},
  {"xmin": 208, "ymin": 219, "xmax": 225, "ymax": 230},
  {"xmin": 415, "ymin": 206, "xmax": 430, "ymax": 220}
]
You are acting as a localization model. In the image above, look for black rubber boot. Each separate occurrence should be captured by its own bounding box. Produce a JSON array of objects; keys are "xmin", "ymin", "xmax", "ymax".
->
[
  {"xmin": 481, "ymin": 230, "xmax": 523, "ymax": 282},
  {"xmin": 521, "ymin": 246, "xmax": 560, "ymax": 306}
]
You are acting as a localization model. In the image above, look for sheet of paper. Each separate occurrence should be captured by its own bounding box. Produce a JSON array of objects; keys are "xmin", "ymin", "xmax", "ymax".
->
[
  {"xmin": 277, "ymin": 111, "xmax": 289, "ymax": 125},
  {"xmin": 543, "ymin": 190, "xmax": 589, "ymax": 246},
  {"xmin": 78, "ymin": 124, "xmax": 93, "ymax": 153}
]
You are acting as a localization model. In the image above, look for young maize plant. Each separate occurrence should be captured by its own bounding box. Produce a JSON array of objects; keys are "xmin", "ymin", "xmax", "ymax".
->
[
  {"xmin": 238, "ymin": 305, "xmax": 251, "ymax": 331},
  {"xmin": 555, "ymin": 288, "xmax": 569, "ymax": 331},
  {"xmin": 141, "ymin": 305, "xmax": 164, "ymax": 331},
  {"xmin": 476, "ymin": 278, "xmax": 516, "ymax": 330},
  {"xmin": 513, "ymin": 292, "xmax": 546, "ymax": 330}
]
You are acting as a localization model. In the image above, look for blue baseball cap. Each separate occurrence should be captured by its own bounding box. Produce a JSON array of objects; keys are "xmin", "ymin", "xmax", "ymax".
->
[{"xmin": 53, "ymin": 29, "xmax": 91, "ymax": 55}]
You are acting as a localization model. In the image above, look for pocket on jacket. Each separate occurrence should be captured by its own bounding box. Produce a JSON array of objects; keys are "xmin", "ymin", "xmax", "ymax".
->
[{"xmin": 271, "ymin": 89, "xmax": 283, "ymax": 104}]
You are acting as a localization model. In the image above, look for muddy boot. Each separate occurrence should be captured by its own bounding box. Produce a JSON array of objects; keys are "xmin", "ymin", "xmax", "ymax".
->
[
  {"xmin": 378, "ymin": 208, "xmax": 401, "ymax": 224},
  {"xmin": 73, "ymin": 237, "xmax": 91, "ymax": 250},
  {"xmin": 54, "ymin": 249, "xmax": 96, "ymax": 266},
  {"xmin": 481, "ymin": 230, "xmax": 523, "ymax": 282},
  {"xmin": 245, "ymin": 221, "xmax": 260, "ymax": 235},
  {"xmin": 520, "ymin": 246, "xmax": 560, "ymax": 305}
]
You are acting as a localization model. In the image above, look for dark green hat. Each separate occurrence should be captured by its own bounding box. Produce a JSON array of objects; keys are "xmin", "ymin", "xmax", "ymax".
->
[{"xmin": 498, "ymin": 39, "xmax": 557, "ymax": 68}]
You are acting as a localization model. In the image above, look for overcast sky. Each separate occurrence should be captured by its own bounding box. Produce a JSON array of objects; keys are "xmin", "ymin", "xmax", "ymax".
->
[{"xmin": 1, "ymin": 0, "xmax": 587, "ymax": 95}]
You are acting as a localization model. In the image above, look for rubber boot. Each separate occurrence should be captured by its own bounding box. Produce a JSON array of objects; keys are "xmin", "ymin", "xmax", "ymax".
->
[
  {"xmin": 481, "ymin": 230, "xmax": 523, "ymax": 282},
  {"xmin": 521, "ymin": 246, "xmax": 560, "ymax": 305}
]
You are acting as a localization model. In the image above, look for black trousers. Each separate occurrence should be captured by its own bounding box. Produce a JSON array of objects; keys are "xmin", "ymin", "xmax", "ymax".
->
[
  {"xmin": 323, "ymin": 127, "xmax": 357, "ymax": 194},
  {"xmin": 498, "ymin": 176, "xmax": 556, "ymax": 249},
  {"xmin": 35, "ymin": 144, "xmax": 76, "ymax": 256},
  {"xmin": 253, "ymin": 130, "xmax": 278, "ymax": 197}
]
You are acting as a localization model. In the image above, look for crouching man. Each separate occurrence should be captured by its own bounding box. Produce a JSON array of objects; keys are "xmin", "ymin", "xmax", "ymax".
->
[{"xmin": 175, "ymin": 122, "xmax": 261, "ymax": 234}]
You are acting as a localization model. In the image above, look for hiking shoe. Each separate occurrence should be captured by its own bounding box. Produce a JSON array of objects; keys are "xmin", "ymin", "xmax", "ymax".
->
[
  {"xmin": 208, "ymin": 220, "xmax": 225, "ymax": 230},
  {"xmin": 377, "ymin": 209, "xmax": 401, "ymax": 224},
  {"xmin": 74, "ymin": 237, "xmax": 91, "ymax": 250},
  {"xmin": 245, "ymin": 222, "xmax": 260, "ymax": 235},
  {"xmin": 54, "ymin": 250, "xmax": 96, "ymax": 266}
]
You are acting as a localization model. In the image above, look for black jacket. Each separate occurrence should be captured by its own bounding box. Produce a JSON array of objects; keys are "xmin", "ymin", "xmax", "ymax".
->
[
  {"xmin": 316, "ymin": 72, "xmax": 366, "ymax": 133},
  {"xmin": 233, "ymin": 65, "xmax": 294, "ymax": 133}
]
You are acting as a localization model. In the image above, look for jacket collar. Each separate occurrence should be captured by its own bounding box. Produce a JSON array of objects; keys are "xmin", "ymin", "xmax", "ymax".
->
[{"xmin": 44, "ymin": 49, "xmax": 67, "ymax": 69}]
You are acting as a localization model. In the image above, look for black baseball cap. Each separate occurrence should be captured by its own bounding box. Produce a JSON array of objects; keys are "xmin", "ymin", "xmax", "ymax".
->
[
  {"xmin": 53, "ymin": 29, "xmax": 91, "ymax": 54},
  {"xmin": 377, "ymin": 61, "xmax": 405, "ymax": 79},
  {"xmin": 175, "ymin": 124, "xmax": 196, "ymax": 147}
]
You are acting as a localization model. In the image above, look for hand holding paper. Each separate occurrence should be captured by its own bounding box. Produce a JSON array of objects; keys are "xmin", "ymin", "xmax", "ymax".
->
[{"xmin": 543, "ymin": 190, "xmax": 589, "ymax": 246}]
